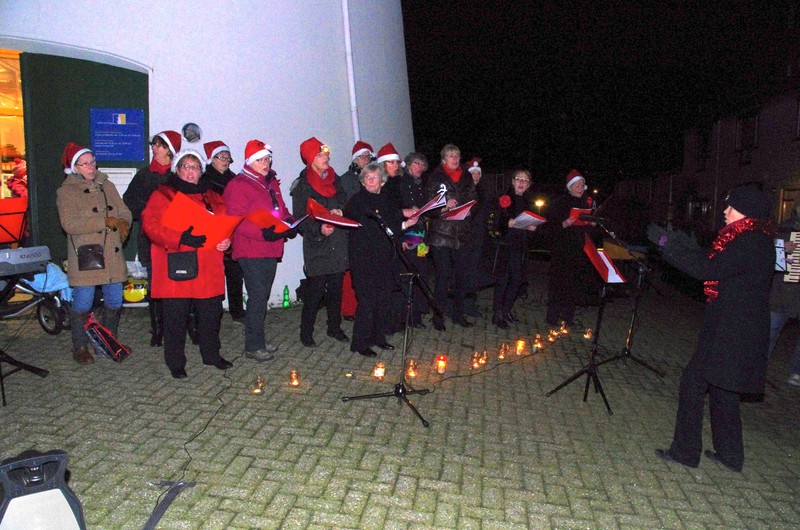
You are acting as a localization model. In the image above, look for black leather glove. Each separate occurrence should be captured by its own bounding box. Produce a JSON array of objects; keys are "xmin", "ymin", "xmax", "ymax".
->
[
  {"xmin": 262, "ymin": 226, "xmax": 284, "ymax": 242},
  {"xmin": 180, "ymin": 225, "xmax": 206, "ymax": 248}
]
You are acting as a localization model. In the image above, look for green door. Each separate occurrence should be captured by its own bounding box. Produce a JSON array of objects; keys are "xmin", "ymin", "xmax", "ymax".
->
[{"xmin": 20, "ymin": 53, "xmax": 148, "ymax": 262}]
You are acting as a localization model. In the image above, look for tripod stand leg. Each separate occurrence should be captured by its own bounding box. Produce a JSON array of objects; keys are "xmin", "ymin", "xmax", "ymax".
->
[
  {"xmin": 546, "ymin": 367, "xmax": 589, "ymax": 397},
  {"xmin": 395, "ymin": 384, "xmax": 429, "ymax": 427}
]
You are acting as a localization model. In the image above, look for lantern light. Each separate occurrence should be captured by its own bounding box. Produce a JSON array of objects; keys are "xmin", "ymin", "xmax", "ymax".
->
[
  {"xmin": 373, "ymin": 362, "xmax": 386, "ymax": 380},
  {"xmin": 289, "ymin": 370, "xmax": 300, "ymax": 387},
  {"xmin": 435, "ymin": 355, "xmax": 448, "ymax": 374}
]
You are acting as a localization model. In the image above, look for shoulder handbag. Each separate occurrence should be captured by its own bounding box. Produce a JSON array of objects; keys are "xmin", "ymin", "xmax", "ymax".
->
[
  {"xmin": 70, "ymin": 235, "xmax": 106, "ymax": 271},
  {"xmin": 167, "ymin": 251, "xmax": 198, "ymax": 281}
]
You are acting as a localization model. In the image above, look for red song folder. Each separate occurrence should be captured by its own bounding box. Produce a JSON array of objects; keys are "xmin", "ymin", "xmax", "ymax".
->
[{"xmin": 583, "ymin": 234, "xmax": 626, "ymax": 283}]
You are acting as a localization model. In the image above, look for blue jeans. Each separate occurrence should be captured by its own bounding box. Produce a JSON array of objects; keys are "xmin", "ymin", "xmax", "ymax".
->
[
  {"xmin": 239, "ymin": 257, "xmax": 278, "ymax": 352},
  {"xmin": 71, "ymin": 283, "xmax": 123, "ymax": 313},
  {"xmin": 768, "ymin": 310, "xmax": 800, "ymax": 375}
]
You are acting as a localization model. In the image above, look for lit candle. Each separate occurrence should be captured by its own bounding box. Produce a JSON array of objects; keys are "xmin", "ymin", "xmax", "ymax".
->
[
  {"xmin": 406, "ymin": 360, "xmax": 418, "ymax": 379},
  {"xmin": 435, "ymin": 355, "xmax": 448, "ymax": 374},
  {"xmin": 515, "ymin": 340, "xmax": 526, "ymax": 355},
  {"xmin": 583, "ymin": 328, "xmax": 593, "ymax": 339},
  {"xmin": 289, "ymin": 370, "xmax": 300, "ymax": 387},
  {"xmin": 251, "ymin": 375, "xmax": 265, "ymax": 395},
  {"xmin": 559, "ymin": 321, "xmax": 569, "ymax": 335},
  {"xmin": 471, "ymin": 352, "xmax": 481, "ymax": 369},
  {"xmin": 480, "ymin": 350, "xmax": 488, "ymax": 365},
  {"xmin": 373, "ymin": 362, "xmax": 386, "ymax": 380}
]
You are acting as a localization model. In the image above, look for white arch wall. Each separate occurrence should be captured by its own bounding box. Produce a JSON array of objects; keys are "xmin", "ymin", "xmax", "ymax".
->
[{"xmin": 0, "ymin": 0, "xmax": 414, "ymax": 303}]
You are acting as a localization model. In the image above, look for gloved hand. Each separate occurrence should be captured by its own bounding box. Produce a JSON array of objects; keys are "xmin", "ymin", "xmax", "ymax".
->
[
  {"xmin": 282, "ymin": 226, "xmax": 299, "ymax": 239},
  {"xmin": 262, "ymin": 226, "xmax": 284, "ymax": 242},
  {"xmin": 105, "ymin": 217, "xmax": 130, "ymax": 242},
  {"xmin": 180, "ymin": 225, "xmax": 206, "ymax": 248}
]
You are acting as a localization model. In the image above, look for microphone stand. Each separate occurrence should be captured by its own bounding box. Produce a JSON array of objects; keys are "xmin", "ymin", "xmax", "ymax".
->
[
  {"xmin": 341, "ymin": 212, "xmax": 433, "ymax": 428},
  {"xmin": 593, "ymin": 220, "xmax": 664, "ymax": 378}
]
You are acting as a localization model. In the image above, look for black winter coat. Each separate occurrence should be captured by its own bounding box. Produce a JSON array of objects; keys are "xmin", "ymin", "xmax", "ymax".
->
[
  {"xmin": 290, "ymin": 169, "xmax": 349, "ymax": 276},
  {"xmin": 662, "ymin": 226, "xmax": 775, "ymax": 393},
  {"xmin": 201, "ymin": 165, "xmax": 236, "ymax": 195},
  {"xmin": 123, "ymin": 166, "xmax": 169, "ymax": 266},
  {"xmin": 343, "ymin": 188, "xmax": 403, "ymax": 285},
  {"xmin": 425, "ymin": 165, "xmax": 476, "ymax": 249}
]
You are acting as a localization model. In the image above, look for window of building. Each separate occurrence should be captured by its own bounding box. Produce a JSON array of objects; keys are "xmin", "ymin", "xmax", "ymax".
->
[
  {"xmin": 780, "ymin": 188, "xmax": 800, "ymax": 224},
  {"xmin": 0, "ymin": 50, "xmax": 24, "ymax": 199}
]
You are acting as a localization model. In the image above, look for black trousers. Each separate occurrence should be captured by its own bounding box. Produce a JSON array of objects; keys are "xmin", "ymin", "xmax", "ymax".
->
[
  {"xmin": 430, "ymin": 245, "xmax": 470, "ymax": 322},
  {"xmin": 493, "ymin": 246, "xmax": 526, "ymax": 312},
  {"xmin": 670, "ymin": 355, "xmax": 744, "ymax": 469},
  {"xmin": 300, "ymin": 272, "xmax": 344, "ymax": 340},
  {"xmin": 224, "ymin": 256, "xmax": 245, "ymax": 317},
  {"xmin": 162, "ymin": 296, "xmax": 224, "ymax": 371},
  {"xmin": 351, "ymin": 270, "xmax": 392, "ymax": 351}
]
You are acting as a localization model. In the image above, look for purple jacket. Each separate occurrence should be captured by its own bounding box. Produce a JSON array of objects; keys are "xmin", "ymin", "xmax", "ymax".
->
[{"xmin": 224, "ymin": 166, "xmax": 292, "ymax": 259}]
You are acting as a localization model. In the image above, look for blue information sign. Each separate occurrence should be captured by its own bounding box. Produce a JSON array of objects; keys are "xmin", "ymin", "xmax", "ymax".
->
[{"xmin": 89, "ymin": 108, "xmax": 146, "ymax": 162}]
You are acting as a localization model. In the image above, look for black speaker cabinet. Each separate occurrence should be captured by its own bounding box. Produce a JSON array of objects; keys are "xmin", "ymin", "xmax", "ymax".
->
[{"xmin": 0, "ymin": 449, "xmax": 85, "ymax": 530}]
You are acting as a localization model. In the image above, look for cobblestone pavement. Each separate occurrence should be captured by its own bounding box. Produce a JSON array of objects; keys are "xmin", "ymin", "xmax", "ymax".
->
[{"xmin": 1, "ymin": 259, "xmax": 799, "ymax": 529}]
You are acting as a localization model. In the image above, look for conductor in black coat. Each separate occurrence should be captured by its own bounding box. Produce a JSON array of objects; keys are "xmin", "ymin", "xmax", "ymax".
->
[
  {"xmin": 343, "ymin": 163, "xmax": 420, "ymax": 358},
  {"xmin": 655, "ymin": 184, "xmax": 775, "ymax": 472}
]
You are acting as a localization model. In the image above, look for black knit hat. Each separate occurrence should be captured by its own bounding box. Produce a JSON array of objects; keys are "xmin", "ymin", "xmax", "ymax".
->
[{"xmin": 724, "ymin": 184, "xmax": 773, "ymax": 220}]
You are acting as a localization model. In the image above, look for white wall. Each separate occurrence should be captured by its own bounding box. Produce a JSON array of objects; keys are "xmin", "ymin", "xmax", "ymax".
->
[{"xmin": 0, "ymin": 0, "xmax": 414, "ymax": 303}]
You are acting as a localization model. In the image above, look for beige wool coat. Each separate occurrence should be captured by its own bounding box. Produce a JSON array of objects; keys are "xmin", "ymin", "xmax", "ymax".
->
[{"xmin": 56, "ymin": 171, "xmax": 132, "ymax": 286}]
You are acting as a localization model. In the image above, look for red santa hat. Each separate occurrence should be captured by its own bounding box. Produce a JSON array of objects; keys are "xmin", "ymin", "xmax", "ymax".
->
[
  {"xmin": 565, "ymin": 169, "xmax": 586, "ymax": 190},
  {"xmin": 466, "ymin": 157, "xmax": 482, "ymax": 174},
  {"xmin": 61, "ymin": 142, "xmax": 93, "ymax": 174},
  {"xmin": 154, "ymin": 130, "xmax": 182, "ymax": 156},
  {"xmin": 171, "ymin": 149, "xmax": 206, "ymax": 174},
  {"xmin": 351, "ymin": 141, "xmax": 374, "ymax": 160},
  {"xmin": 376, "ymin": 143, "xmax": 401, "ymax": 164},
  {"xmin": 244, "ymin": 139, "xmax": 273, "ymax": 166},
  {"xmin": 300, "ymin": 137, "xmax": 329, "ymax": 165},
  {"xmin": 203, "ymin": 140, "xmax": 231, "ymax": 164}
]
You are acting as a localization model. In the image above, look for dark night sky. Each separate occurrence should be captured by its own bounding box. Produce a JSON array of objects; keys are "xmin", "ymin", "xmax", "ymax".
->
[{"xmin": 401, "ymin": 1, "xmax": 791, "ymax": 187}]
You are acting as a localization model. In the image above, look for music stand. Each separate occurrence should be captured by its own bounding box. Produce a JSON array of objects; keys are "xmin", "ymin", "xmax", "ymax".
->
[
  {"xmin": 546, "ymin": 234, "xmax": 625, "ymax": 415},
  {"xmin": 341, "ymin": 214, "xmax": 432, "ymax": 427},
  {"xmin": 593, "ymin": 222, "xmax": 664, "ymax": 378},
  {"xmin": 0, "ymin": 196, "xmax": 49, "ymax": 406}
]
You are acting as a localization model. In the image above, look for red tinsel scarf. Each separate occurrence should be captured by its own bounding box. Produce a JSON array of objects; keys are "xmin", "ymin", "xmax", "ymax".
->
[{"xmin": 703, "ymin": 217, "xmax": 774, "ymax": 303}]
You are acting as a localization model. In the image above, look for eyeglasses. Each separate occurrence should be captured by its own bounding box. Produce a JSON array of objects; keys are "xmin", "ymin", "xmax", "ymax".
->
[
  {"xmin": 179, "ymin": 164, "xmax": 202, "ymax": 171},
  {"xmin": 363, "ymin": 175, "xmax": 382, "ymax": 181},
  {"xmin": 254, "ymin": 156, "xmax": 272, "ymax": 164},
  {"xmin": 513, "ymin": 177, "xmax": 531, "ymax": 183},
  {"xmin": 75, "ymin": 159, "xmax": 97, "ymax": 168},
  {"xmin": 214, "ymin": 155, "xmax": 234, "ymax": 163},
  {"xmin": 151, "ymin": 140, "xmax": 167, "ymax": 148}
]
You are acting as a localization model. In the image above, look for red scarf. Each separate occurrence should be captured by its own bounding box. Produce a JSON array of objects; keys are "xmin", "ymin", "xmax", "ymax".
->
[
  {"xmin": 443, "ymin": 164, "xmax": 463, "ymax": 183},
  {"xmin": 149, "ymin": 158, "xmax": 171, "ymax": 174},
  {"xmin": 306, "ymin": 165, "xmax": 337, "ymax": 198},
  {"xmin": 703, "ymin": 217, "xmax": 774, "ymax": 303}
]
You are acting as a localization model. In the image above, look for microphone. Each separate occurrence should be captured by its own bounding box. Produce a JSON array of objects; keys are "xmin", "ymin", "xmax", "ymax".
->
[
  {"xmin": 366, "ymin": 211, "xmax": 394, "ymax": 236},
  {"xmin": 579, "ymin": 213, "xmax": 606, "ymax": 223}
]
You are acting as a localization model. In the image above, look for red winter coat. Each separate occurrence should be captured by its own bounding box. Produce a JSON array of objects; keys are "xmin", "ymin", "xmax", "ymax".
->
[
  {"xmin": 142, "ymin": 184, "xmax": 227, "ymax": 299},
  {"xmin": 224, "ymin": 167, "xmax": 291, "ymax": 259}
]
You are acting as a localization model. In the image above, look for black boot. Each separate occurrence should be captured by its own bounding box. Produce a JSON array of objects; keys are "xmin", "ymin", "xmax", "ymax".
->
[
  {"xmin": 149, "ymin": 299, "xmax": 163, "ymax": 347},
  {"xmin": 492, "ymin": 311, "xmax": 509, "ymax": 330},
  {"xmin": 69, "ymin": 310, "xmax": 93, "ymax": 364},
  {"xmin": 101, "ymin": 307, "xmax": 123, "ymax": 337}
]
